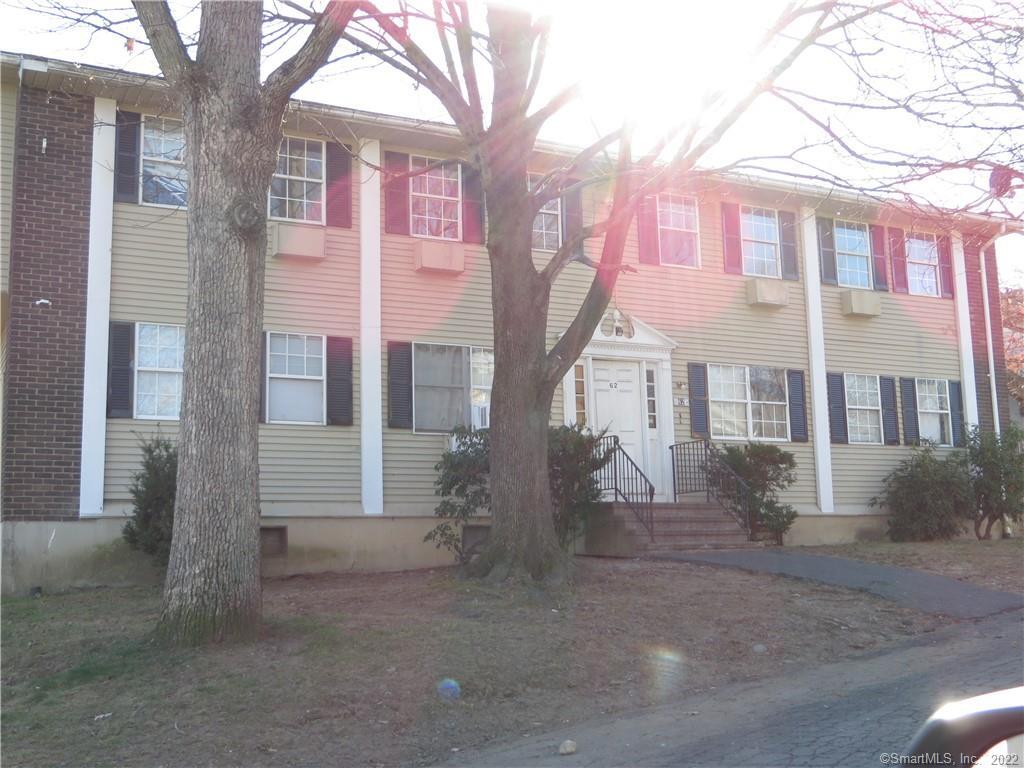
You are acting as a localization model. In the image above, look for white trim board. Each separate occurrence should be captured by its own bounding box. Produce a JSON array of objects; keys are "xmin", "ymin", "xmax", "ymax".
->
[
  {"xmin": 359, "ymin": 139, "xmax": 384, "ymax": 514},
  {"xmin": 799, "ymin": 206, "xmax": 835, "ymax": 514},
  {"xmin": 951, "ymin": 232, "xmax": 979, "ymax": 428},
  {"xmin": 78, "ymin": 97, "xmax": 116, "ymax": 517}
]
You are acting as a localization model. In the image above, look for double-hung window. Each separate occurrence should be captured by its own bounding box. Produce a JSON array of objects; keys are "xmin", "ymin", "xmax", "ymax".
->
[
  {"xmin": 413, "ymin": 343, "xmax": 493, "ymax": 432},
  {"xmin": 135, "ymin": 323, "xmax": 185, "ymax": 419},
  {"xmin": 708, "ymin": 364, "xmax": 789, "ymax": 441},
  {"xmin": 740, "ymin": 206, "xmax": 781, "ymax": 277},
  {"xmin": 906, "ymin": 233, "xmax": 940, "ymax": 297},
  {"xmin": 844, "ymin": 373, "xmax": 882, "ymax": 444},
  {"xmin": 916, "ymin": 378, "xmax": 951, "ymax": 446},
  {"xmin": 657, "ymin": 194, "xmax": 699, "ymax": 267},
  {"xmin": 835, "ymin": 220, "xmax": 872, "ymax": 289},
  {"xmin": 410, "ymin": 156, "xmax": 461, "ymax": 240},
  {"xmin": 529, "ymin": 174, "xmax": 562, "ymax": 252},
  {"xmin": 141, "ymin": 116, "xmax": 188, "ymax": 207},
  {"xmin": 266, "ymin": 332, "xmax": 325, "ymax": 424},
  {"xmin": 270, "ymin": 137, "xmax": 325, "ymax": 223}
]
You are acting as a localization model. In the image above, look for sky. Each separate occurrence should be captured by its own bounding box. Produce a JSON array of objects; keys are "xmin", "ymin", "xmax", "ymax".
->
[{"xmin": 1, "ymin": 0, "xmax": 1021, "ymax": 283}]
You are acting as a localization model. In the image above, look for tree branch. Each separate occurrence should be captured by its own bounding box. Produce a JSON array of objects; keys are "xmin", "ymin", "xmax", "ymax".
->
[{"xmin": 132, "ymin": 0, "xmax": 192, "ymax": 85}]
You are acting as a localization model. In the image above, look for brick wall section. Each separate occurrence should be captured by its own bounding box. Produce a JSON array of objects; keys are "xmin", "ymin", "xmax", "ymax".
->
[
  {"xmin": 965, "ymin": 236, "xmax": 1011, "ymax": 433},
  {"xmin": 2, "ymin": 87, "xmax": 93, "ymax": 520}
]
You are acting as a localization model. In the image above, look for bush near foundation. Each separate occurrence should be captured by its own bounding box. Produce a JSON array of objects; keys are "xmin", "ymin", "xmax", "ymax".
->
[
  {"xmin": 873, "ymin": 447, "xmax": 972, "ymax": 542},
  {"xmin": 427, "ymin": 425, "xmax": 609, "ymax": 563},
  {"xmin": 719, "ymin": 443, "xmax": 798, "ymax": 544},
  {"xmin": 965, "ymin": 424, "xmax": 1024, "ymax": 540},
  {"xmin": 122, "ymin": 436, "xmax": 177, "ymax": 563}
]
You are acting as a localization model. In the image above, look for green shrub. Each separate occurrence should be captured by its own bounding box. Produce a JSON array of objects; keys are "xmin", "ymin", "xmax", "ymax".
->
[
  {"xmin": 965, "ymin": 424, "xmax": 1024, "ymax": 539},
  {"xmin": 872, "ymin": 446, "xmax": 972, "ymax": 542},
  {"xmin": 122, "ymin": 436, "xmax": 177, "ymax": 563},
  {"xmin": 719, "ymin": 443, "xmax": 798, "ymax": 544},
  {"xmin": 426, "ymin": 424, "xmax": 609, "ymax": 563}
]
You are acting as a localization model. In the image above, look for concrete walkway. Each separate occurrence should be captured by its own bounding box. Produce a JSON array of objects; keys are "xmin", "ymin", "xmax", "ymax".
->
[{"xmin": 650, "ymin": 549, "xmax": 1023, "ymax": 619}]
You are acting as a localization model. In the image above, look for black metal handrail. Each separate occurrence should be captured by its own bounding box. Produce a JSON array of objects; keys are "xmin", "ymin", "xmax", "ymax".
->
[
  {"xmin": 594, "ymin": 435, "xmax": 655, "ymax": 540},
  {"xmin": 669, "ymin": 439, "xmax": 756, "ymax": 537}
]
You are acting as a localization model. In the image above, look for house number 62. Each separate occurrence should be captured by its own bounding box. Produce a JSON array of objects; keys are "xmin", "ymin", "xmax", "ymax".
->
[{"xmin": 608, "ymin": 382, "xmax": 618, "ymax": 389}]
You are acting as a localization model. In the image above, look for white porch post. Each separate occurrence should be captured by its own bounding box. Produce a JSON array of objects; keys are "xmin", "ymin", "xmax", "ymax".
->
[
  {"xmin": 951, "ymin": 232, "xmax": 979, "ymax": 428},
  {"xmin": 78, "ymin": 97, "xmax": 116, "ymax": 517},
  {"xmin": 799, "ymin": 206, "xmax": 835, "ymax": 514},
  {"xmin": 359, "ymin": 139, "xmax": 384, "ymax": 514}
]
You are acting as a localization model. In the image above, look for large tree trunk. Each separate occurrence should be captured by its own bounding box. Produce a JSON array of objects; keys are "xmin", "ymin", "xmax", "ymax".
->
[{"xmin": 156, "ymin": 3, "xmax": 280, "ymax": 645}]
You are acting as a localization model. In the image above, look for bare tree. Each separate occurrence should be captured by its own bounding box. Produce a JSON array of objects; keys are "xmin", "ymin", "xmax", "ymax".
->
[
  {"xmin": 39, "ymin": 0, "xmax": 359, "ymax": 644},
  {"xmin": 343, "ymin": 0, "xmax": 1021, "ymax": 581}
]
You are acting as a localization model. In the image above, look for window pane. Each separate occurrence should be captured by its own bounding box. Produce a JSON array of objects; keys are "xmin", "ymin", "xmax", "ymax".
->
[
  {"xmin": 711, "ymin": 401, "xmax": 746, "ymax": 438},
  {"xmin": 838, "ymin": 251, "xmax": 872, "ymax": 288},
  {"xmin": 142, "ymin": 160, "xmax": 189, "ymax": 206},
  {"xmin": 749, "ymin": 367, "xmax": 786, "ymax": 403},
  {"xmin": 906, "ymin": 235, "xmax": 938, "ymax": 264},
  {"xmin": 268, "ymin": 378, "xmax": 323, "ymax": 424},
  {"xmin": 136, "ymin": 371, "xmax": 181, "ymax": 418},
  {"xmin": 848, "ymin": 408, "xmax": 882, "ymax": 444},
  {"xmin": 845, "ymin": 374, "xmax": 880, "ymax": 408},
  {"xmin": 752, "ymin": 402, "xmax": 788, "ymax": 439},
  {"xmin": 908, "ymin": 263, "xmax": 939, "ymax": 296},
  {"xmin": 709, "ymin": 365, "xmax": 747, "ymax": 401},
  {"xmin": 919, "ymin": 412, "xmax": 950, "ymax": 445},
  {"xmin": 415, "ymin": 344, "xmax": 468, "ymax": 387},
  {"xmin": 834, "ymin": 221, "xmax": 869, "ymax": 255},
  {"xmin": 742, "ymin": 240, "xmax": 779, "ymax": 277},
  {"xmin": 659, "ymin": 229, "xmax": 698, "ymax": 266},
  {"xmin": 414, "ymin": 385, "xmax": 467, "ymax": 432}
]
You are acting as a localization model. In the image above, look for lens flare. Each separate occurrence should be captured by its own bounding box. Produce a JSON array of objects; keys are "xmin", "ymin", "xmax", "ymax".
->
[
  {"xmin": 645, "ymin": 645, "xmax": 686, "ymax": 702},
  {"xmin": 436, "ymin": 678, "xmax": 461, "ymax": 702}
]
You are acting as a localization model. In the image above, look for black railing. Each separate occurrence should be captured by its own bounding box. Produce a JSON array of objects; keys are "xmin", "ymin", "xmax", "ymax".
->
[
  {"xmin": 594, "ymin": 435, "xmax": 655, "ymax": 540},
  {"xmin": 669, "ymin": 439, "xmax": 756, "ymax": 537}
]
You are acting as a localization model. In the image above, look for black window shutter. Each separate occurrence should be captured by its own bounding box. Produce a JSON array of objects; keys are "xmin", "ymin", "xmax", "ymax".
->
[
  {"xmin": 383, "ymin": 151, "xmax": 410, "ymax": 235},
  {"xmin": 387, "ymin": 341, "xmax": 413, "ymax": 428},
  {"xmin": 900, "ymin": 377, "xmax": 920, "ymax": 445},
  {"xmin": 326, "ymin": 336, "xmax": 354, "ymax": 426},
  {"xmin": 688, "ymin": 363, "xmax": 709, "ymax": 438},
  {"xmin": 869, "ymin": 224, "xmax": 888, "ymax": 291},
  {"xmin": 890, "ymin": 228, "xmax": 909, "ymax": 293},
  {"xmin": 949, "ymin": 380, "xmax": 965, "ymax": 446},
  {"xmin": 879, "ymin": 376, "xmax": 900, "ymax": 445},
  {"xmin": 461, "ymin": 163, "xmax": 485, "ymax": 244},
  {"xmin": 259, "ymin": 332, "xmax": 267, "ymax": 424},
  {"xmin": 637, "ymin": 194, "xmax": 660, "ymax": 265},
  {"xmin": 561, "ymin": 180, "xmax": 583, "ymax": 259},
  {"xmin": 114, "ymin": 110, "xmax": 140, "ymax": 203},
  {"xmin": 937, "ymin": 235, "xmax": 955, "ymax": 298},
  {"xmin": 721, "ymin": 202, "xmax": 742, "ymax": 274},
  {"xmin": 816, "ymin": 217, "xmax": 838, "ymax": 285},
  {"xmin": 107, "ymin": 321, "xmax": 134, "ymax": 417},
  {"xmin": 325, "ymin": 143, "xmax": 352, "ymax": 228},
  {"xmin": 826, "ymin": 372, "xmax": 848, "ymax": 444},
  {"xmin": 778, "ymin": 210, "xmax": 799, "ymax": 281},
  {"xmin": 787, "ymin": 369, "xmax": 808, "ymax": 442}
]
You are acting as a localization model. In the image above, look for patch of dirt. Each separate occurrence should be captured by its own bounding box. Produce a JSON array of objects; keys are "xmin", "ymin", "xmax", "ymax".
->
[
  {"xmin": 810, "ymin": 538, "xmax": 1024, "ymax": 594},
  {"xmin": 2, "ymin": 558, "xmax": 942, "ymax": 768}
]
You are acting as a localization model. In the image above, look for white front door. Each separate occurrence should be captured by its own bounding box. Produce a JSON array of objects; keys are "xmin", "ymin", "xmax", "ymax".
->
[{"xmin": 592, "ymin": 359, "xmax": 647, "ymax": 475}]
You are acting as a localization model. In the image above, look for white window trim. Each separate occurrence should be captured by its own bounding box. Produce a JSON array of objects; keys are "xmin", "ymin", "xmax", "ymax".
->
[
  {"xmin": 268, "ymin": 136, "xmax": 327, "ymax": 226},
  {"xmin": 133, "ymin": 322, "xmax": 184, "ymax": 421},
  {"xmin": 905, "ymin": 231, "xmax": 941, "ymax": 298},
  {"xmin": 843, "ymin": 372, "xmax": 884, "ymax": 445},
  {"xmin": 915, "ymin": 377, "xmax": 953, "ymax": 447},
  {"xmin": 529, "ymin": 173, "xmax": 562, "ymax": 253},
  {"xmin": 409, "ymin": 155, "xmax": 462, "ymax": 242},
  {"xmin": 708, "ymin": 363, "xmax": 791, "ymax": 443},
  {"xmin": 740, "ymin": 205, "xmax": 782, "ymax": 279},
  {"xmin": 139, "ymin": 114, "xmax": 187, "ymax": 210},
  {"xmin": 265, "ymin": 331, "xmax": 327, "ymax": 426},
  {"xmin": 411, "ymin": 342, "xmax": 492, "ymax": 435},
  {"xmin": 656, "ymin": 192, "xmax": 701, "ymax": 269},
  {"xmin": 834, "ymin": 219, "xmax": 873, "ymax": 290}
]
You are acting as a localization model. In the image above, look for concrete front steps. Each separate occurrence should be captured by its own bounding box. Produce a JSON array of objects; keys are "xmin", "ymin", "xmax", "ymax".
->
[{"xmin": 581, "ymin": 501, "xmax": 762, "ymax": 556}]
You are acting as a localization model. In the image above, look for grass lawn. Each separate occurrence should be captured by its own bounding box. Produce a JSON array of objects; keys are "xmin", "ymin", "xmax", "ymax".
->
[
  {"xmin": 810, "ymin": 538, "xmax": 1024, "ymax": 594},
  {"xmin": 2, "ymin": 558, "xmax": 941, "ymax": 768}
]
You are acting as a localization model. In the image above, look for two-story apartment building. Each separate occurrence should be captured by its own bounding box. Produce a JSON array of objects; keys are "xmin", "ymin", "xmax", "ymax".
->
[{"xmin": 1, "ymin": 54, "xmax": 1014, "ymax": 592}]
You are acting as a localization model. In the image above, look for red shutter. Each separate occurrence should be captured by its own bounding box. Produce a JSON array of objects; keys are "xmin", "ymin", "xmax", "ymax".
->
[
  {"xmin": 383, "ymin": 151, "xmax": 410, "ymax": 235},
  {"xmin": 636, "ymin": 194, "xmax": 659, "ymax": 265},
  {"xmin": 889, "ymin": 227, "xmax": 908, "ymax": 293},
  {"xmin": 461, "ymin": 162, "xmax": 485, "ymax": 244},
  {"xmin": 721, "ymin": 202, "xmax": 742, "ymax": 274},
  {"xmin": 937, "ymin": 234, "xmax": 954, "ymax": 298},
  {"xmin": 869, "ymin": 224, "xmax": 888, "ymax": 291},
  {"xmin": 325, "ymin": 143, "xmax": 352, "ymax": 228}
]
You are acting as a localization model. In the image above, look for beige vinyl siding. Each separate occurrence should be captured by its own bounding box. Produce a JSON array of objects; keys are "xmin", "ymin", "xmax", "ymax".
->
[
  {"xmin": 822, "ymin": 284, "xmax": 961, "ymax": 511},
  {"xmin": 105, "ymin": 178, "xmax": 362, "ymax": 510},
  {"xmin": 380, "ymin": 173, "xmax": 818, "ymax": 511},
  {"xmin": 1, "ymin": 78, "xmax": 16, "ymax": 297}
]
